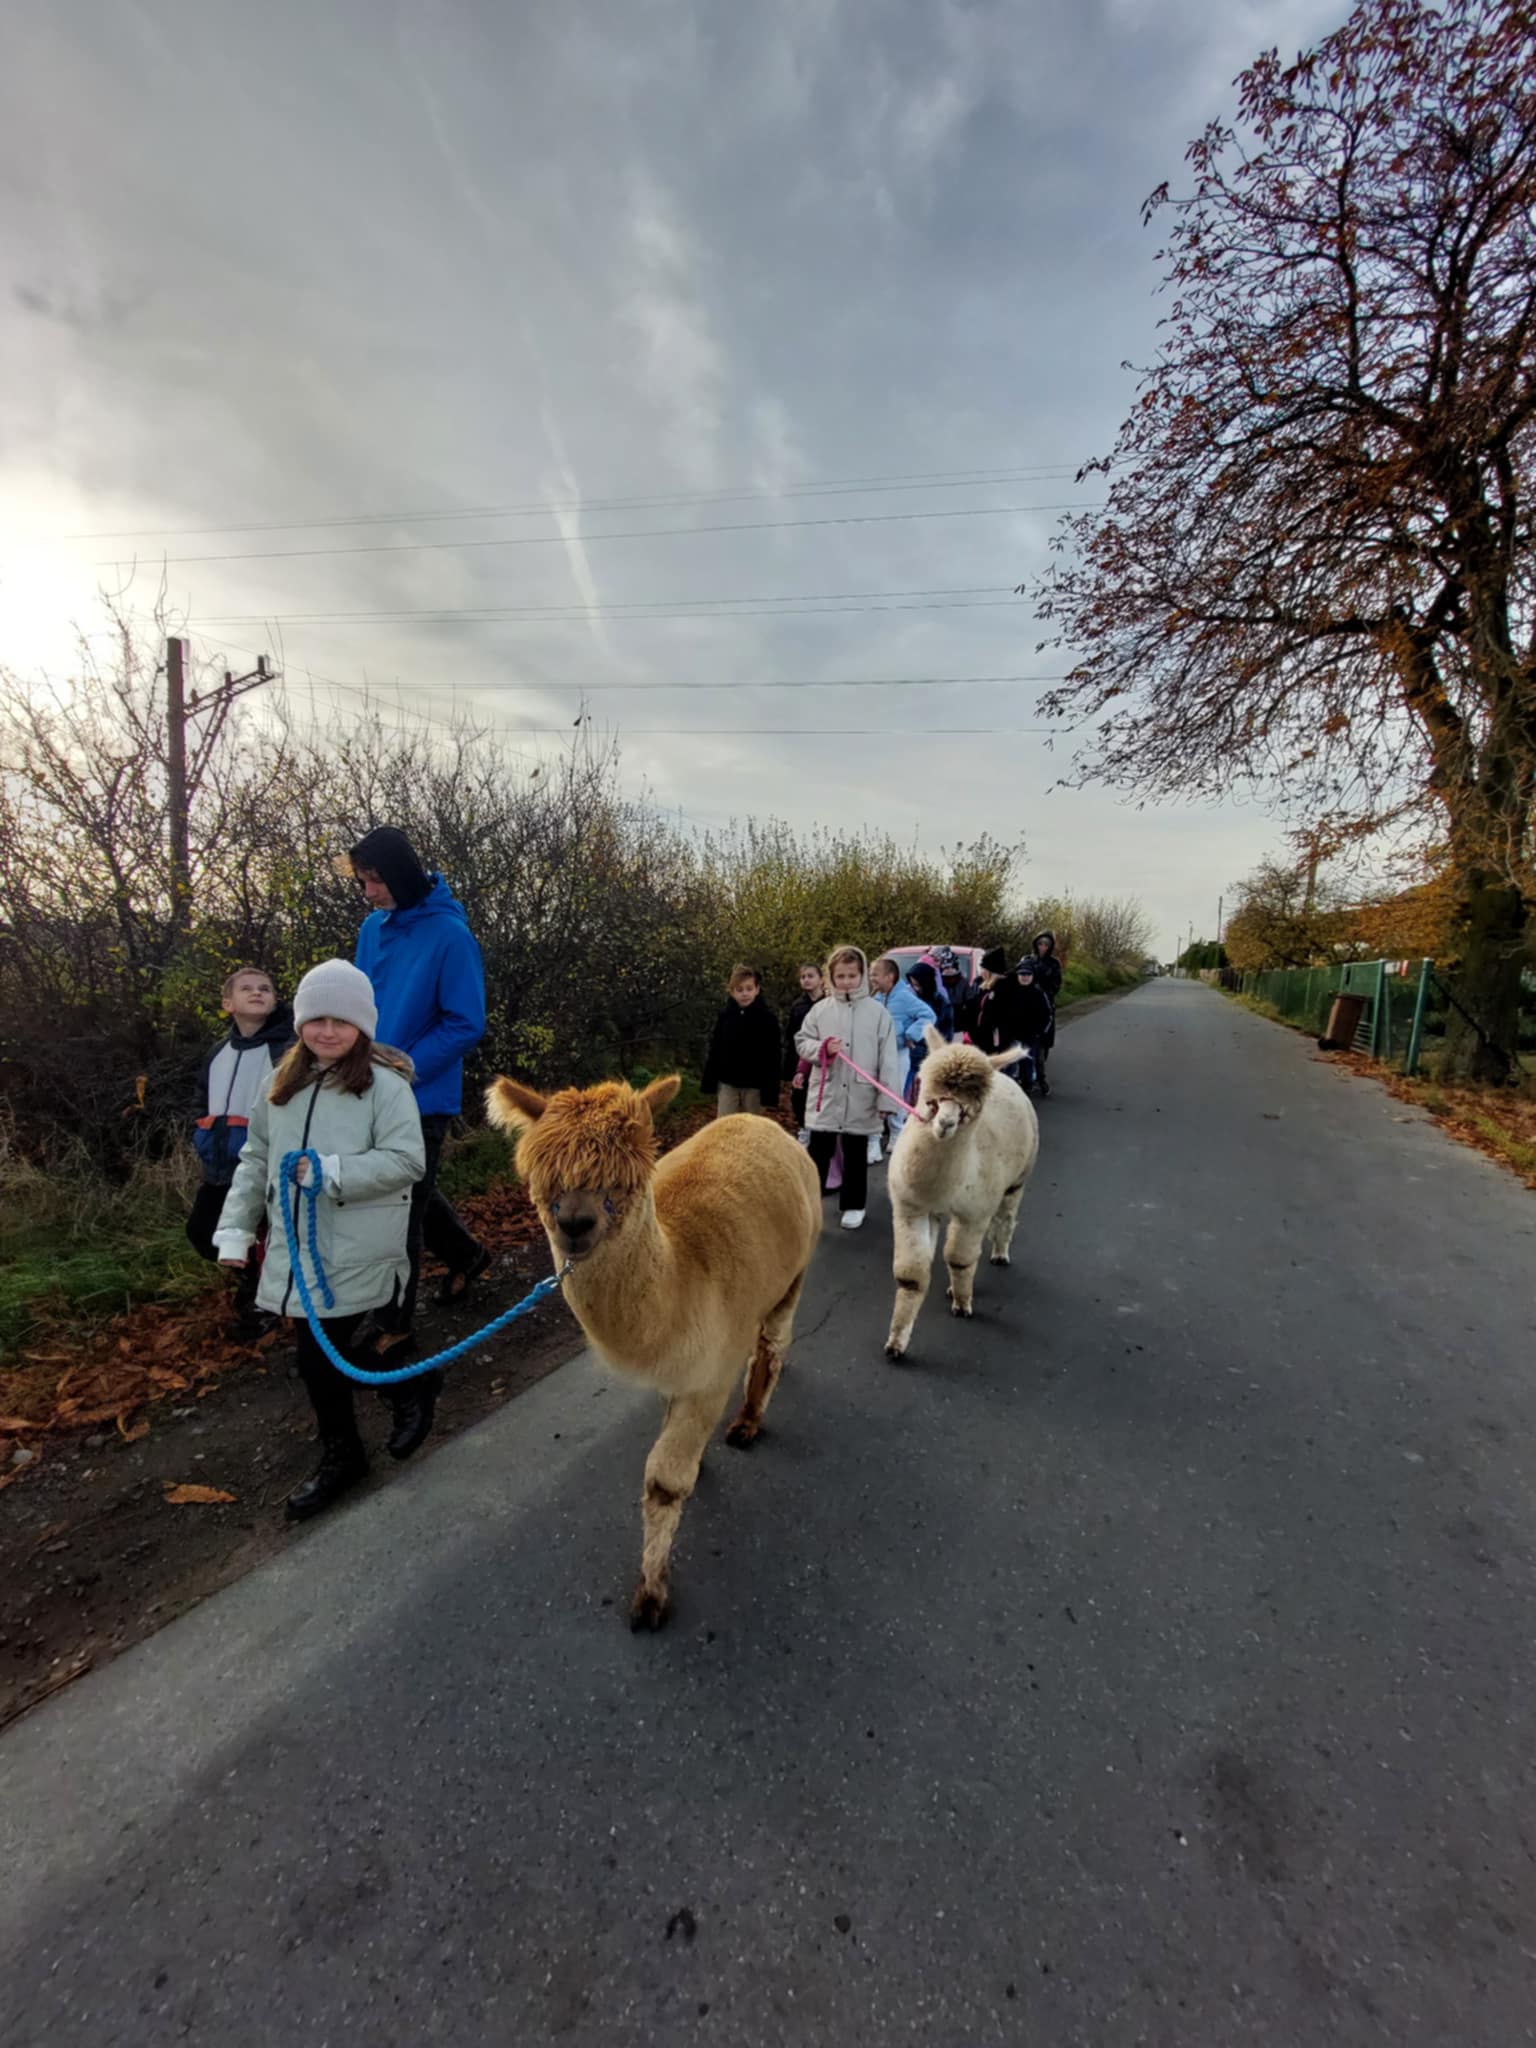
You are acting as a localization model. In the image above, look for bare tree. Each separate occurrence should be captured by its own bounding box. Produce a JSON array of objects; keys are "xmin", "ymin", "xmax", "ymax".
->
[{"xmin": 1034, "ymin": 0, "xmax": 1536, "ymax": 1080}]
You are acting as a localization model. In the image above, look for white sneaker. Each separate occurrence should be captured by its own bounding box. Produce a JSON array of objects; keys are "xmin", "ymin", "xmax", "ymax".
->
[
  {"xmin": 866, "ymin": 1136, "xmax": 883, "ymax": 1165},
  {"xmin": 841, "ymin": 1208, "xmax": 866, "ymax": 1231}
]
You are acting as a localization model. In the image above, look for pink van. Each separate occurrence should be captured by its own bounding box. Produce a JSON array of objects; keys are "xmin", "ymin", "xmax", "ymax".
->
[{"xmin": 883, "ymin": 944, "xmax": 984, "ymax": 988}]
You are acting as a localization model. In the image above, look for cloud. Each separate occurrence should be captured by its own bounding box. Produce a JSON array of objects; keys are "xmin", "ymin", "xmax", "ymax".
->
[
  {"xmin": 620, "ymin": 174, "xmax": 726, "ymax": 492},
  {"xmin": 0, "ymin": 0, "xmax": 1348, "ymax": 953}
]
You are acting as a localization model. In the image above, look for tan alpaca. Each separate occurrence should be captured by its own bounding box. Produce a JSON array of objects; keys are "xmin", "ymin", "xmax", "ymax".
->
[
  {"xmin": 486, "ymin": 1073, "xmax": 822, "ymax": 1629},
  {"xmin": 884, "ymin": 1027, "xmax": 1040, "ymax": 1361}
]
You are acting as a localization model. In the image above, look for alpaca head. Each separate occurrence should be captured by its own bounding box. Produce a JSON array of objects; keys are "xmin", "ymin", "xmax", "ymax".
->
[
  {"xmin": 486, "ymin": 1073, "xmax": 681, "ymax": 1261},
  {"xmin": 914, "ymin": 1025, "xmax": 1021, "ymax": 1142}
]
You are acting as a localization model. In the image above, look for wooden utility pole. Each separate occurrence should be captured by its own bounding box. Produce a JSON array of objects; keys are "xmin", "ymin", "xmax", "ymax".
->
[
  {"xmin": 165, "ymin": 635, "xmax": 277, "ymax": 933},
  {"xmin": 166, "ymin": 636, "xmax": 191, "ymax": 930}
]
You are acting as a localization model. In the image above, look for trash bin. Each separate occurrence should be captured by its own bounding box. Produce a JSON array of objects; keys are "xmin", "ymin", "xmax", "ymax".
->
[{"xmin": 1318, "ymin": 992, "xmax": 1366, "ymax": 1051}]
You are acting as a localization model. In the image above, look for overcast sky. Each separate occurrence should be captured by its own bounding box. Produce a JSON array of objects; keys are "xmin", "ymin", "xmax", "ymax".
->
[{"xmin": 1, "ymin": 0, "xmax": 1349, "ymax": 955}]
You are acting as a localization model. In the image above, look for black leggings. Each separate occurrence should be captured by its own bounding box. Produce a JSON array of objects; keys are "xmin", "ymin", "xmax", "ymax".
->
[
  {"xmin": 808, "ymin": 1129, "xmax": 868, "ymax": 1213},
  {"xmin": 295, "ymin": 1310, "xmax": 369, "ymax": 1442}
]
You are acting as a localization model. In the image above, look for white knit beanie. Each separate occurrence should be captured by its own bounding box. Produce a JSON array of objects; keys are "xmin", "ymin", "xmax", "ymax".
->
[{"xmin": 293, "ymin": 959, "xmax": 378, "ymax": 1038}]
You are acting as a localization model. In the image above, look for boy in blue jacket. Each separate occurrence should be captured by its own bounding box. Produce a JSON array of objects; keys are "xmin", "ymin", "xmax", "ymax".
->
[
  {"xmin": 869, "ymin": 955, "xmax": 936, "ymax": 1161},
  {"xmin": 349, "ymin": 827, "xmax": 489, "ymax": 1426}
]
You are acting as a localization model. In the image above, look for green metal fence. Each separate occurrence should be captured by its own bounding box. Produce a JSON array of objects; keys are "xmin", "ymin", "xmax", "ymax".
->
[{"xmin": 1240, "ymin": 958, "xmax": 1434, "ymax": 1072}]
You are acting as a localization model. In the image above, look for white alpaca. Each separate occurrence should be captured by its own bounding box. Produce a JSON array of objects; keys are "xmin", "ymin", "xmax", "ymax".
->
[{"xmin": 884, "ymin": 1027, "xmax": 1040, "ymax": 1360}]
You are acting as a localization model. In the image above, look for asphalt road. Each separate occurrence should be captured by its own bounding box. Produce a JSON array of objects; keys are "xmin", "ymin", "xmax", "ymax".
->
[{"xmin": 5, "ymin": 979, "xmax": 1536, "ymax": 2047}]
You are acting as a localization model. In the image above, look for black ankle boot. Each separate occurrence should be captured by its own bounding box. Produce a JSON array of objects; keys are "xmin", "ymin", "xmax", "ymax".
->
[
  {"xmin": 286, "ymin": 1435, "xmax": 368, "ymax": 1521},
  {"xmin": 386, "ymin": 1370, "xmax": 442, "ymax": 1461}
]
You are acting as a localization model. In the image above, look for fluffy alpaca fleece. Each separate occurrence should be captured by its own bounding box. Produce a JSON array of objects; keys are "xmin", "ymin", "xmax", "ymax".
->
[
  {"xmin": 487, "ymin": 1072, "xmax": 822, "ymax": 1630},
  {"xmin": 884, "ymin": 1027, "xmax": 1039, "ymax": 1361}
]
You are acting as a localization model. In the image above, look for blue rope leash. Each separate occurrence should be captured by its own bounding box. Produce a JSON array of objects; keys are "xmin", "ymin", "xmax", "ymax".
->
[{"xmin": 277, "ymin": 1148, "xmax": 568, "ymax": 1385}]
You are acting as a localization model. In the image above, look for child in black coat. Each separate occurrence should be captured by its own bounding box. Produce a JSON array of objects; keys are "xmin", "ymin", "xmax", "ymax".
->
[{"xmin": 702, "ymin": 964, "xmax": 783, "ymax": 1116}]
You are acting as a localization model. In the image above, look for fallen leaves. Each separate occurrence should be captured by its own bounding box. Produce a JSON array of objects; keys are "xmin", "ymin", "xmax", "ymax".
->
[
  {"xmin": 163, "ymin": 1483, "xmax": 236, "ymax": 1506},
  {"xmin": 4, "ymin": 1295, "xmax": 275, "ymax": 1444}
]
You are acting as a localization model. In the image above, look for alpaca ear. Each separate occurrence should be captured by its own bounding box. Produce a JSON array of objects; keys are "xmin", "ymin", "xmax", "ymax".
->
[
  {"xmin": 988, "ymin": 1045, "xmax": 1024, "ymax": 1071},
  {"xmin": 923, "ymin": 1023, "xmax": 945, "ymax": 1054},
  {"xmin": 485, "ymin": 1075, "xmax": 548, "ymax": 1132},
  {"xmin": 638, "ymin": 1074, "xmax": 682, "ymax": 1119}
]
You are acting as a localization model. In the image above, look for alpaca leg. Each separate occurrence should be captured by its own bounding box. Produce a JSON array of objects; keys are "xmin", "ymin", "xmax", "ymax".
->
[
  {"xmin": 633, "ymin": 1385, "xmax": 733, "ymax": 1631},
  {"xmin": 944, "ymin": 1218, "xmax": 988, "ymax": 1319},
  {"xmin": 885, "ymin": 1208, "xmax": 936, "ymax": 1361},
  {"xmin": 986, "ymin": 1180, "xmax": 1028, "ymax": 1266},
  {"xmin": 726, "ymin": 1269, "xmax": 806, "ymax": 1447}
]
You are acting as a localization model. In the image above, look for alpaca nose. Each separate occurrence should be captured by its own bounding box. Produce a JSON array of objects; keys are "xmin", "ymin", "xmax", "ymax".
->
[{"xmin": 562, "ymin": 1213, "xmax": 596, "ymax": 1241}]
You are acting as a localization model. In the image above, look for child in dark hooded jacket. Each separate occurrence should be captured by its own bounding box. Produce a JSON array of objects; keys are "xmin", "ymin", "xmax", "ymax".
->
[
  {"xmin": 1010, "ymin": 961, "xmax": 1055, "ymax": 1094},
  {"xmin": 702, "ymin": 964, "xmax": 783, "ymax": 1115}
]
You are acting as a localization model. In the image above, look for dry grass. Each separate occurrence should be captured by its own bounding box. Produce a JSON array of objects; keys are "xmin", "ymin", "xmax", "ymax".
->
[{"xmin": 0, "ymin": 1122, "xmax": 207, "ymax": 1358}]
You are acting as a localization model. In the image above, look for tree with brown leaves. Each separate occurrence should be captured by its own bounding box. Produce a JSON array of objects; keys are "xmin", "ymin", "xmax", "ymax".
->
[{"xmin": 1034, "ymin": 0, "xmax": 1536, "ymax": 1081}]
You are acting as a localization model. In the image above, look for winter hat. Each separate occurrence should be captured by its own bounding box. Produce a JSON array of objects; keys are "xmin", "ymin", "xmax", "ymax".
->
[
  {"xmin": 350, "ymin": 825, "xmax": 432, "ymax": 910},
  {"xmin": 294, "ymin": 959, "xmax": 378, "ymax": 1039},
  {"xmin": 980, "ymin": 947, "xmax": 1009, "ymax": 975}
]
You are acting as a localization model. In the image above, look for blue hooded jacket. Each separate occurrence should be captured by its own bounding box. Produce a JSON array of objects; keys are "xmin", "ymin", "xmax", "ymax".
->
[
  {"xmin": 354, "ymin": 875, "xmax": 486, "ymax": 1116},
  {"xmin": 876, "ymin": 973, "xmax": 936, "ymax": 1053}
]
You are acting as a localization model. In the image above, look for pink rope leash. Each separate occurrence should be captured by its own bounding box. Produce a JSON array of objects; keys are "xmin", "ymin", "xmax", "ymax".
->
[{"xmin": 814, "ymin": 1040, "xmax": 930, "ymax": 1121}]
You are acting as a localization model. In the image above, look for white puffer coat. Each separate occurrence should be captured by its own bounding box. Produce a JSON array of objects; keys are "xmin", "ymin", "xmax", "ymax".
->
[
  {"xmin": 795, "ymin": 946, "xmax": 903, "ymax": 1137},
  {"xmin": 214, "ymin": 1059, "xmax": 426, "ymax": 1319}
]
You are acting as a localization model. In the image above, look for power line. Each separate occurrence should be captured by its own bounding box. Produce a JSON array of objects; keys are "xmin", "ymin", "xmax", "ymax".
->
[
  {"xmin": 452, "ymin": 672, "xmax": 1072, "ymax": 692},
  {"xmin": 160, "ymin": 622, "xmax": 558, "ymax": 768},
  {"xmin": 198, "ymin": 598, "xmax": 1025, "ymax": 629},
  {"xmin": 154, "ymin": 621, "xmax": 1072, "ymax": 699},
  {"xmin": 200, "ymin": 599, "xmax": 1025, "ymax": 628},
  {"xmin": 484, "ymin": 725, "xmax": 1059, "ymax": 737},
  {"xmin": 199, "ymin": 582, "xmax": 1014, "ymax": 624},
  {"xmin": 115, "ymin": 499, "xmax": 1099, "ymax": 569},
  {"xmin": 63, "ymin": 462, "xmax": 1088, "ymax": 542}
]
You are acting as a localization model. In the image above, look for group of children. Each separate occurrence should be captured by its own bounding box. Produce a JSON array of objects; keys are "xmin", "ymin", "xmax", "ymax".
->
[
  {"xmin": 699, "ymin": 934, "xmax": 1063, "ymax": 1229},
  {"xmin": 188, "ymin": 930, "xmax": 1062, "ymax": 1523}
]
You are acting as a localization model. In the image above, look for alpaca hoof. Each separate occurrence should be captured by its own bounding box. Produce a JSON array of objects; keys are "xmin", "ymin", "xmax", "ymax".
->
[
  {"xmin": 724, "ymin": 1415, "xmax": 759, "ymax": 1450},
  {"xmin": 884, "ymin": 1340, "xmax": 906, "ymax": 1362},
  {"xmin": 629, "ymin": 1583, "xmax": 671, "ymax": 1631},
  {"xmin": 948, "ymin": 1298, "xmax": 973, "ymax": 1320},
  {"xmin": 990, "ymin": 1252, "xmax": 1010, "ymax": 1267}
]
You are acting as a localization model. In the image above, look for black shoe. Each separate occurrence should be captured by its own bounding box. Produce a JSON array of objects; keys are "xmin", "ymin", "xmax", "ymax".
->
[
  {"xmin": 434, "ymin": 1243, "xmax": 492, "ymax": 1306},
  {"xmin": 386, "ymin": 1369, "xmax": 443, "ymax": 1461},
  {"xmin": 1038, "ymin": 1078, "xmax": 1051, "ymax": 1098},
  {"xmin": 285, "ymin": 1436, "xmax": 368, "ymax": 1521}
]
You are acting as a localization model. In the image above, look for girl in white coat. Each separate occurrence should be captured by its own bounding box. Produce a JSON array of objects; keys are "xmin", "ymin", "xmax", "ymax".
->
[
  {"xmin": 216, "ymin": 960, "xmax": 426, "ymax": 1521},
  {"xmin": 794, "ymin": 944, "xmax": 903, "ymax": 1230}
]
